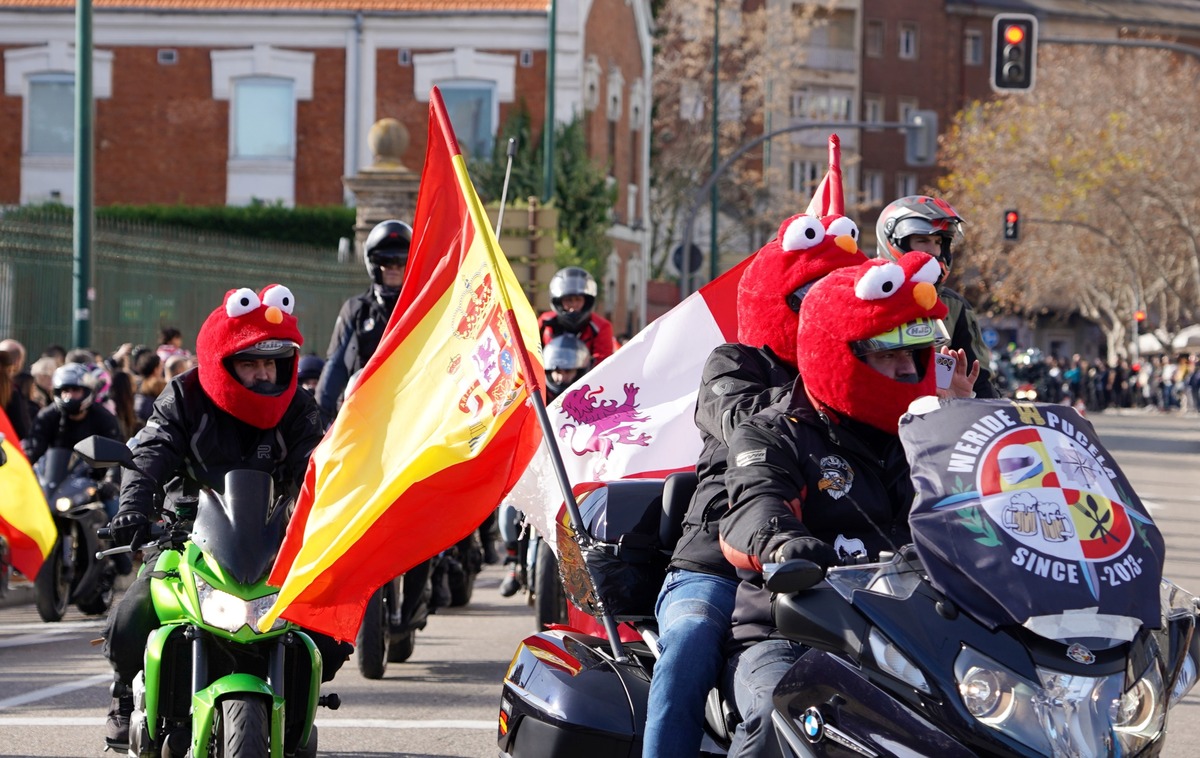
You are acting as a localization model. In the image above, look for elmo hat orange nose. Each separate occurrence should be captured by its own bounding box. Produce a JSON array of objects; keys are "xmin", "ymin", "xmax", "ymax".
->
[
  {"xmin": 197, "ymin": 284, "xmax": 303, "ymax": 429},
  {"xmin": 797, "ymin": 252, "xmax": 949, "ymax": 434},
  {"xmin": 737, "ymin": 134, "xmax": 867, "ymax": 367}
]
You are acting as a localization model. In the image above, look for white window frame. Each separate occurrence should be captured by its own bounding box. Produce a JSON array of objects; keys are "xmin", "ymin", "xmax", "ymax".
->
[
  {"xmin": 862, "ymin": 170, "xmax": 884, "ymax": 207},
  {"xmin": 231, "ymin": 76, "xmax": 296, "ymax": 160},
  {"xmin": 438, "ymin": 80, "xmax": 500, "ymax": 161},
  {"xmin": 790, "ymin": 159, "xmax": 821, "ymax": 195},
  {"xmin": 964, "ymin": 29, "xmax": 984, "ymax": 66},
  {"xmin": 863, "ymin": 95, "xmax": 884, "ymax": 130},
  {"xmin": 897, "ymin": 97, "xmax": 919, "ymax": 126},
  {"xmin": 680, "ymin": 80, "xmax": 704, "ymax": 123},
  {"xmin": 865, "ymin": 19, "xmax": 885, "ymax": 58},
  {"xmin": 5, "ymin": 41, "xmax": 113, "ymax": 205},
  {"xmin": 412, "ymin": 47, "xmax": 516, "ymax": 158},
  {"xmin": 211, "ymin": 45, "xmax": 314, "ymax": 207},
  {"xmin": 899, "ymin": 22, "xmax": 919, "ymax": 60},
  {"xmin": 896, "ymin": 172, "xmax": 918, "ymax": 198}
]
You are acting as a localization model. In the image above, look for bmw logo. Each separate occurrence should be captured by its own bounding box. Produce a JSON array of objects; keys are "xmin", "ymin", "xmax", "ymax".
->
[{"xmin": 802, "ymin": 707, "xmax": 824, "ymax": 743}]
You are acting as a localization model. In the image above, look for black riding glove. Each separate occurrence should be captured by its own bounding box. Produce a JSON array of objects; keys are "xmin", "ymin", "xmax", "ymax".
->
[
  {"xmin": 109, "ymin": 510, "xmax": 151, "ymax": 549},
  {"xmin": 771, "ymin": 536, "xmax": 839, "ymax": 569}
]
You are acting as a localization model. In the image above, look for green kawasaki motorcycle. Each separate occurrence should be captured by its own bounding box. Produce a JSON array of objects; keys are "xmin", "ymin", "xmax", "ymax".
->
[{"xmin": 77, "ymin": 436, "xmax": 339, "ymax": 758}]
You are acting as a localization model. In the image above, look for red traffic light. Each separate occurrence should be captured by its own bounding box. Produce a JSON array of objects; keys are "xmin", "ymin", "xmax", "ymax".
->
[
  {"xmin": 1004, "ymin": 25, "xmax": 1026, "ymax": 45},
  {"xmin": 1005, "ymin": 211, "xmax": 1019, "ymax": 224},
  {"xmin": 1134, "ymin": 310, "xmax": 1146, "ymax": 322}
]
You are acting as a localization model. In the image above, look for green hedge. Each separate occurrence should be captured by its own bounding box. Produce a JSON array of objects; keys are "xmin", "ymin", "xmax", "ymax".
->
[{"xmin": 5, "ymin": 201, "xmax": 357, "ymax": 248}]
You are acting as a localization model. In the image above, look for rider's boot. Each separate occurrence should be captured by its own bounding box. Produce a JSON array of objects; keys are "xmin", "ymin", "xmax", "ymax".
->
[
  {"xmin": 104, "ymin": 692, "xmax": 134, "ymax": 751},
  {"xmin": 499, "ymin": 547, "xmax": 522, "ymax": 597}
]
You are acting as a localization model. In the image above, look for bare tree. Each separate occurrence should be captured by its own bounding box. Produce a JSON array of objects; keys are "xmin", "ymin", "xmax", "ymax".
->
[
  {"xmin": 938, "ymin": 44, "xmax": 1200, "ymax": 357},
  {"xmin": 649, "ymin": 0, "xmax": 829, "ymax": 279}
]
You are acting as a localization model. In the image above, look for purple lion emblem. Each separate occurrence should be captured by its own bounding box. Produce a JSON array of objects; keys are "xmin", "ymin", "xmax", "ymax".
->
[{"xmin": 558, "ymin": 383, "xmax": 652, "ymax": 459}]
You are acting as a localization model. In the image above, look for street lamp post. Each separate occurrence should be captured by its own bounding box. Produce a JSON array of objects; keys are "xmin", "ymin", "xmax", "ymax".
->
[{"xmin": 72, "ymin": 0, "xmax": 94, "ymax": 349}]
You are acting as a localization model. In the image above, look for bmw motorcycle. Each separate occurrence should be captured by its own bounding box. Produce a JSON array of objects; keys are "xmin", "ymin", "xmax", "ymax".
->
[
  {"xmin": 76, "ymin": 435, "xmax": 338, "ymax": 758},
  {"xmin": 32, "ymin": 446, "xmax": 118, "ymax": 621},
  {"xmin": 498, "ymin": 400, "xmax": 1200, "ymax": 758}
]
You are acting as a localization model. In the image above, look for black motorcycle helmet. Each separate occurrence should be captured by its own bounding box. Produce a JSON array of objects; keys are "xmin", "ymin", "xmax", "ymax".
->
[
  {"xmin": 297, "ymin": 354, "xmax": 325, "ymax": 384},
  {"xmin": 364, "ymin": 219, "xmax": 413, "ymax": 287},
  {"xmin": 52, "ymin": 362, "xmax": 96, "ymax": 416},
  {"xmin": 548, "ymin": 267, "xmax": 598, "ymax": 332}
]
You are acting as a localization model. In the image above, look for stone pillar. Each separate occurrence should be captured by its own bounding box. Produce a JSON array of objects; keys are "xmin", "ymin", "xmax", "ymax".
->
[{"xmin": 342, "ymin": 118, "xmax": 421, "ymax": 260}]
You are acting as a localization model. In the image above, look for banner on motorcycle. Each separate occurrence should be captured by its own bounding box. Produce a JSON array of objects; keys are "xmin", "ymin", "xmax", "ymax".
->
[
  {"xmin": 900, "ymin": 399, "xmax": 1165, "ymax": 639},
  {"xmin": 507, "ymin": 256, "xmax": 750, "ymax": 554},
  {"xmin": 260, "ymin": 87, "xmax": 545, "ymax": 641},
  {"xmin": 0, "ymin": 408, "xmax": 55, "ymax": 579}
]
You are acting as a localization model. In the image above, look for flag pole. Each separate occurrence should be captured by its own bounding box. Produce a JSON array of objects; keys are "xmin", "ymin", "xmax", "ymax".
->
[
  {"xmin": 472, "ymin": 146, "xmax": 628, "ymax": 657},
  {"xmin": 495, "ymin": 137, "xmax": 517, "ymax": 236}
]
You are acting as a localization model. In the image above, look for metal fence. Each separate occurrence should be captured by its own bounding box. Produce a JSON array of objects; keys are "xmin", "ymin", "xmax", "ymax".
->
[{"xmin": 0, "ymin": 210, "xmax": 364, "ymax": 358}]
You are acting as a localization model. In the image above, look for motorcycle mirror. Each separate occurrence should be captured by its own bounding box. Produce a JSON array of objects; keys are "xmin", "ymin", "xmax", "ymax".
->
[
  {"xmin": 764, "ymin": 559, "xmax": 827, "ymax": 594},
  {"xmin": 73, "ymin": 435, "xmax": 135, "ymax": 471}
]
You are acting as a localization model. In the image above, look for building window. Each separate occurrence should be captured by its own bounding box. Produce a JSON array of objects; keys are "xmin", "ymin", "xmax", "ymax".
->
[
  {"xmin": 862, "ymin": 170, "xmax": 884, "ymax": 207},
  {"xmin": 718, "ymin": 84, "xmax": 742, "ymax": 123},
  {"xmin": 680, "ymin": 80, "xmax": 703, "ymax": 123},
  {"xmin": 897, "ymin": 97, "xmax": 918, "ymax": 126},
  {"xmin": 964, "ymin": 30, "xmax": 983, "ymax": 66},
  {"xmin": 899, "ymin": 23, "xmax": 918, "ymax": 60},
  {"xmin": 792, "ymin": 86, "xmax": 853, "ymax": 122},
  {"xmin": 28, "ymin": 72, "xmax": 74, "ymax": 155},
  {"xmin": 233, "ymin": 77, "xmax": 294, "ymax": 159},
  {"xmin": 157, "ymin": 49, "xmax": 178, "ymax": 66},
  {"xmin": 865, "ymin": 19, "xmax": 884, "ymax": 58},
  {"xmin": 440, "ymin": 83, "xmax": 497, "ymax": 161},
  {"xmin": 863, "ymin": 95, "xmax": 884, "ymax": 129},
  {"xmin": 790, "ymin": 160, "xmax": 820, "ymax": 195},
  {"xmin": 896, "ymin": 172, "xmax": 918, "ymax": 198}
]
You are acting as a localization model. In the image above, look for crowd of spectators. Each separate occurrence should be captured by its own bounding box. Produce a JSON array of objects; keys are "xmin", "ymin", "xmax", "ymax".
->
[
  {"xmin": 0, "ymin": 327, "xmax": 196, "ymax": 443},
  {"xmin": 994, "ymin": 347, "xmax": 1200, "ymax": 413}
]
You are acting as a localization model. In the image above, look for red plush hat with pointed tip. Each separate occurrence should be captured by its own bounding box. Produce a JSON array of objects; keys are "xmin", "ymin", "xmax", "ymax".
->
[
  {"xmin": 197, "ymin": 284, "xmax": 303, "ymax": 429},
  {"xmin": 797, "ymin": 252, "xmax": 949, "ymax": 434},
  {"xmin": 738, "ymin": 134, "xmax": 867, "ymax": 367}
]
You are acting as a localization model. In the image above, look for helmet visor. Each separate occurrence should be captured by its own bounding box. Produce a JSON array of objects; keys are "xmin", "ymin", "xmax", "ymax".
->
[
  {"xmin": 851, "ymin": 318, "xmax": 950, "ymax": 357},
  {"xmin": 233, "ymin": 339, "xmax": 300, "ymax": 360},
  {"xmin": 893, "ymin": 217, "xmax": 964, "ymax": 249}
]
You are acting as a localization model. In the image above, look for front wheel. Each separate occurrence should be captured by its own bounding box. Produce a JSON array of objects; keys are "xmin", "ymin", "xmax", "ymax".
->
[
  {"xmin": 448, "ymin": 533, "xmax": 482, "ymax": 607},
  {"xmin": 356, "ymin": 588, "xmax": 389, "ymax": 679},
  {"xmin": 35, "ymin": 536, "xmax": 70, "ymax": 622},
  {"xmin": 215, "ymin": 694, "xmax": 270, "ymax": 758}
]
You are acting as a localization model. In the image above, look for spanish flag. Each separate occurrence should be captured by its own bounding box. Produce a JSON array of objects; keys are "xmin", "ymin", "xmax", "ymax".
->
[
  {"xmin": 261, "ymin": 88, "xmax": 545, "ymax": 640},
  {"xmin": 0, "ymin": 407, "xmax": 55, "ymax": 580}
]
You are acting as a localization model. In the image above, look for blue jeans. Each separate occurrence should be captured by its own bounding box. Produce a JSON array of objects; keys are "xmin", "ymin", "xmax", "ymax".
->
[
  {"xmin": 724, "ymin": 639, "xmax": 805, "ymax": 758},
  {"xmin": 643, "ymin": 569, "xmax": 738, "ymax": 758}
]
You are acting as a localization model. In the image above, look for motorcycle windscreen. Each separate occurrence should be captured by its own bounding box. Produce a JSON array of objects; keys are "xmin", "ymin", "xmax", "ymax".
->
[
  {"xmin": 35, "ymin": 447, "xmax": 74, "ymax": 498},
  {"xmin": 191, "ymin": 469, "xmax": 287, "ymax": 585},
  {"xmin": 899, "ymin": 399, "xmax": 1165, "ymax": 642}
]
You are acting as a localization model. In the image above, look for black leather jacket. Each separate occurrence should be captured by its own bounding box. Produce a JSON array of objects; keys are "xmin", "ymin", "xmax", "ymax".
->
[
  {"xmin": 316, "ymin": 285, "xmax": 398, "ymax": 419},
  {"xmin": 121, "ymin": 370, "xmax": 324, "ymax": 520}
]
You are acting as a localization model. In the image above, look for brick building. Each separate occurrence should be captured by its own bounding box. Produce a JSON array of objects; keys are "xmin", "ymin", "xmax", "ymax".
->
[{"xmin": 0, "ymin": 0, "xmax": 654, "ymax": 333}]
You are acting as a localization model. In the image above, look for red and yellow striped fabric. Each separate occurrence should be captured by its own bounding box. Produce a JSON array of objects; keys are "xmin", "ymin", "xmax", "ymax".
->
[{"xmin": 0, "ymin": 408, "xmax": 55, "ymax": 580}]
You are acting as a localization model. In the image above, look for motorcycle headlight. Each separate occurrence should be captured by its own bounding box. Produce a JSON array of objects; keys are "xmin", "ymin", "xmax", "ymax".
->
[
  {"xmin": 955, "ymin": 646, "xmax": 1166, "ymax": 757},
  {"xmin": 55, "ymin": 496, "xmax": 73, "ymax": 512},
  {"xmin": 194, "ymin": 577, "xmax": 285, "ymax": 634}
]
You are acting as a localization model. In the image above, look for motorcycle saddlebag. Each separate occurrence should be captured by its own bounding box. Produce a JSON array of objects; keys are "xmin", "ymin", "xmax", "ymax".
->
[{"xmin": 498, "ymin": 628, "xmax": 649, "ymax": 758}]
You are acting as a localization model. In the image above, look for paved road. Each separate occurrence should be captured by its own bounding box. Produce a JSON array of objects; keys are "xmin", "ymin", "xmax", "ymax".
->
[{"xmin": 0, "ymin": 408, "xmax": 1197, "ymax": 757}]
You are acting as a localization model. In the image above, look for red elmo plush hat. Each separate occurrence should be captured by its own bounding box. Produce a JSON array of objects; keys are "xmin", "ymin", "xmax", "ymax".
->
[
  {"xmin": 738, "ymin": 134, "xmax": 867, "ymax": 367},
  {"xmin": 196, "ymin": 284, "xmax": 303, "ymax": 429},
  {"xmin": 797, "ymin": 253, "xmax": 949, "ymax": 434}
]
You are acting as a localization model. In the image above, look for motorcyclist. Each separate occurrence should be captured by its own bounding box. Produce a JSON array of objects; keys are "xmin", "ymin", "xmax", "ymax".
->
[
  {"xmin": 315, "ymin": 218, "xmax": 412, "ymax": 421},
  {"xmin": 315, "ymin": 219, "xmax": 437, "ymax": 616},
  {"xmin": 22, "ymin": 362, "xmax": 123, "ymax": 518},
  {"xmin": 717, "ymin": 252, "xmax": 950, "ymax": 758},
  {"xmin": 644, "ymin": 210, "xmax": 868, "ymax": 758},
  {"xmin": 497, "ymin": 333, "xmax": 594, "ymax": 598},
  {"xmin": 297, "ymin": 353, "xmax": 325, "ymax": 398},
  {"xmin": 101, "ymin": 284, "xmax": 352, "ymax": 751},
  {"xmin": 875, "ymin": 195, "xmax": 997, "ymax": 398},
  {"xmin": 538, "ymin": 266, "xmax": 618, "ymax": 366}
]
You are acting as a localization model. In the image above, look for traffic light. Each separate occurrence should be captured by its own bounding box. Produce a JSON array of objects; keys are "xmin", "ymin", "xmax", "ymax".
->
[
  {"xmin": 1134, "ymin": 309, "xmax": 1147, "ymax": 333},
  {"xmin": 991, "ymin": 13, "xmax": 1038, "ymax": 92},
  {"xmin": 1003, "ymin": 209, "xmax": 1020, "ymax": 241}
]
